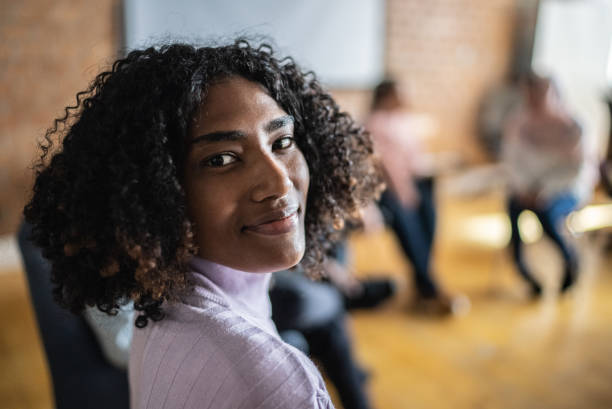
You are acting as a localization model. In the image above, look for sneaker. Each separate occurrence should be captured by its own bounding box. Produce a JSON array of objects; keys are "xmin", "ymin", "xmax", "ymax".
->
[
  {"xmin": 344, "ymin": 278, "xmax": 396, "ymax": 310},
  {"xmin": 560, "ymin": 268, "xmax": 577, "ymax": 293},
  {"xmin": 412, "ymin": 293, "xmax": 470, "ymax": 317},
  {"xmin": 529, "ymin": 282, "xmax": 543, "ymax": 298},
  {"xmin": 560, "ymin": 258, "xmax": 580, "ymax": 293}
]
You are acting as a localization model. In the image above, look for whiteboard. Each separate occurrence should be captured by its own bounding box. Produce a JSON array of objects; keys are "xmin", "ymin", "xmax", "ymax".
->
[
  {"xmin": 531, "ymin": 0, "xmax": 612, "ymax": 152},
  {"xmin": 122, "ymin": 0, "xmax": 385, "ymax": 88}
]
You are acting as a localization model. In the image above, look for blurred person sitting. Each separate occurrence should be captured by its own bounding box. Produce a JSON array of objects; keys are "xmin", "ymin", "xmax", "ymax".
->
[
  {"xmin": 271, "ymin": 240, "xmax": 395, "ymax": 409},
  {"xmin": 270, "ymin": 269, "xmax": 373, "ymax": 409},
  {"xmin": 600, "ymin": 92, "xmax": 612, "ymax": 197},
  {"xmin": 365, "ymin": 79, "xmax": 466, "ymax": 316},
  {"xmin": 501, "ymin": 73, "xmax": 596, "ymax": 296}
]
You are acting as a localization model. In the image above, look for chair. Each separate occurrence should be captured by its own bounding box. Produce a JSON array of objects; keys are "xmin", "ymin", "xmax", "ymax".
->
[{"xmin": 17, "ymin": 222, "xmax": 129, "ymax": 409}]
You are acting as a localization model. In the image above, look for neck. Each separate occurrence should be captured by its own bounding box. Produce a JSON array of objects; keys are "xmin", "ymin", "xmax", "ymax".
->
[{"xmin": 188, "ymin": 257, "xmax": 273, "ymax": 320}]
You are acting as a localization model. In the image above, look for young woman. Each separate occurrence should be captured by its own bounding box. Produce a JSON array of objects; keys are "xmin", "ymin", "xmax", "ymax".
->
[
  {"xmin": 502, "ymin": 73, "xmax": 595, "ymax": 296},
  {"xmin": 24, "ymin": 39, "xmax": 382, "ymax": 409},
  {"xmin": 366, "ymin": 79, "xmax": 461, "ymax": 315}
]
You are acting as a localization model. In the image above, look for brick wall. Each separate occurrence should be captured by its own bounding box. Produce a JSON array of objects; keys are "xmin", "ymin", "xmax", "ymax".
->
[
  {"xmin": 0, "ymin": 0, "xmax": 118, "ymax": 234},
  {"xmin": 0, "ymin": 0, "xmax": 517, "ymax": 234},
  {"xmin": 386, "ymin": 0, "xmax": 516, "ymax": 157},
  {"xmin": 334, "ymin": 0, "xmax": 516, "ymax": 157}
]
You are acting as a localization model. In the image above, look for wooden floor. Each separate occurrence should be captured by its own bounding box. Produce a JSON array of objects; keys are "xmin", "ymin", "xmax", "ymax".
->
[
  {"xmin": 347, "ymin": 187, "xmax": 612, "ymax": 409},
  {"xmin": 0, "ymin": 271, "xmax": 53, "ymax": 409},
  {"xmin": 1, "ymin": 182, "xmax": 611, "ymax": 409}
]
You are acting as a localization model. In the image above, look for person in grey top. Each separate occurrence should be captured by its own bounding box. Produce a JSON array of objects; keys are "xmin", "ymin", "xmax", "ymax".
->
[{"xmin": 502, "ymin": 73, "xmax": 597, "ymax": 295}]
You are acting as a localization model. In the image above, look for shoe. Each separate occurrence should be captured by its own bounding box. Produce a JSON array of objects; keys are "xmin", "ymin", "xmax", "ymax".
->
[
  {"xmin": 355, "ymin": 365, "xmax": 371, "ymax": 385},
  {"xmin": 560, "ymin": 259, "xmax": 579, "ymax": 293},
  {"xmin": 412, "ymin": 293, "xmax": 470, "ymax": 317},
  {"xmin": 344, "ymin": 278, "xmax": 396, "ymax": 310},
  {"xmin": 520, "ymin": 274, "xmax": 542, "ymax": 298},
  {"xmin": 529, "ymin": 282, "xmax": 543, "ymax": 298},
  {"xmin": 560, "ymin": 270, "xmax": 577, "ymax": 293}
]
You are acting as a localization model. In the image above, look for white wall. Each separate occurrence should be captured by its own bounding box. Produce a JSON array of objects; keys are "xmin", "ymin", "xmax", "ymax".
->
[
  {"xmin": 123, "ymin": 0, "xmax": 385, "ymax": 88},
  {"xmin": 532, "ymin": 0, "xmax": 612, "ymax": 155}
]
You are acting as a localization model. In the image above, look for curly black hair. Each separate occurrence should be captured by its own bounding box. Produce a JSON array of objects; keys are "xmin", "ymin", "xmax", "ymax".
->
[{"xmin": 24, "ymin": 39, "xmax": 383, "ymax": 327}]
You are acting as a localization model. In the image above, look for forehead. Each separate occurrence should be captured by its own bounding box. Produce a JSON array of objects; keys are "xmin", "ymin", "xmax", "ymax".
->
[{"xmin": 193, "ymin": 76, "xmax": 286, "ymax": 132}]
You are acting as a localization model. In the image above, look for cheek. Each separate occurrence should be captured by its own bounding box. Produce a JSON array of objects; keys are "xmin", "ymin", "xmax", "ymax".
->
[
  {"xmin": 292, "ymin": 150, "xmax": 310, "ymax": 198},
  {"xmin": 186, "ymin": 181, "xmax": 238, "ymax": 241}
]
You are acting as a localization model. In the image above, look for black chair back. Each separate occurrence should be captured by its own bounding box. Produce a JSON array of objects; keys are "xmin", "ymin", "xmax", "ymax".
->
[{"xmin": 17, "ymin": 222, "xmax": 129, "ymax": 409}]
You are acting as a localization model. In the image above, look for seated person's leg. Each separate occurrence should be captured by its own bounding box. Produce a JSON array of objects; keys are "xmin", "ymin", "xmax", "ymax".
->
[
  {"xmin": 535, "ymin": 194, "xmax": 579, "ymax": 291},
  {"xmin": 508, "ymin": 197, "xmax": 542, "ymax": 295},
  {"xmin": 269, "ymin": 271, "xmax": 373, "ymax": 409},
  {"xmin": 306, "ymin": 315, "xmax": 372, "ymax": 409},
  {"xmin": 415, "ymin": 176, "xmax": 436, "ymax": 248},
  {"xmin": 270, "ymin": 271, "xmax": 343, "ymax": 331},
  {"xmin": 379, "ymin": 189, "xmax": 438, "ymax": 298}
]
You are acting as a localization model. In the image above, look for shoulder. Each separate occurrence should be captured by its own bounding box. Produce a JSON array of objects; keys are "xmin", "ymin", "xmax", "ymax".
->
[{"xmin": 130, "ymin": 301, "xmax": 332, "ymax": 409}]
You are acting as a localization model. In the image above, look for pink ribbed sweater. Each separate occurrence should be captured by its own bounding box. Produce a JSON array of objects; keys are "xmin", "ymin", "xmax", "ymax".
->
[{"xmin": 129, "ymin": 258, "xmax": 333, "ymax": 409}]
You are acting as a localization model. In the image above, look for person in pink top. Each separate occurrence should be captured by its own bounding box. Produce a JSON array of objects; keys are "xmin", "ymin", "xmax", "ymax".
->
[
  {"xmin": 366, "ymin": 80, "xmax": 463, "ymax": 315},
  {"xmin": 23, "ymin": 39, "xmax": 382, "ymax": 408}
]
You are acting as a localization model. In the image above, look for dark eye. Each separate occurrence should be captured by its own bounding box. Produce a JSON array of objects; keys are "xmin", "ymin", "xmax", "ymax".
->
[
  {"xmin": 273, "ymin": 136, "xmax": 294, "ymax": 151},
  {"xmin": 202, "ymin": 153, "xmax": 237, "ymax": 168}
]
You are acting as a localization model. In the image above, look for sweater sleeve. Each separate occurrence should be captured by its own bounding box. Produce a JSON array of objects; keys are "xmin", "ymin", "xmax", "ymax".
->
[
  {"xmin": 130, "ymin": 303, "xmax": 335, "ymax": 409},
  {"xmin": 201, "ymin": 329, "xmax": 335, "ymax": 409}
]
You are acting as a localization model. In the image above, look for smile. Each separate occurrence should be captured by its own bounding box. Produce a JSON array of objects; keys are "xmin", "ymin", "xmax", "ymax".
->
[{"xmin": 243, "ymin": 208, "xmax": 300, "ymax": 236}]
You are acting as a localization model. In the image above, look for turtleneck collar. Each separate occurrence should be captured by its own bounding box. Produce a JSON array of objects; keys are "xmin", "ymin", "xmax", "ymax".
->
[{"xmin": 183, "ymin": 257, "xmax": 274, "ymax": 329}]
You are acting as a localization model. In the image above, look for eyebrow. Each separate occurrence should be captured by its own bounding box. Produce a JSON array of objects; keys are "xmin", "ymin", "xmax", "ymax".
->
[
  {"xmin": 190, "ymin": 115, "xmax": 294, "ymax": 146},
  {"xmin": 190, "ymin": 130, "xmax": 246, "ymax": 146},
  {"xmin": 265, "ymin": 115, "xmax": 294, "ymax": 133}
]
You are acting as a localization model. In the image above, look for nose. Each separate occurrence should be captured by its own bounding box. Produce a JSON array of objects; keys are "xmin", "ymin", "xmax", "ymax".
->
[{"xmin": 250, "ymin": 153, "xmax": 292, "ymax": 202}]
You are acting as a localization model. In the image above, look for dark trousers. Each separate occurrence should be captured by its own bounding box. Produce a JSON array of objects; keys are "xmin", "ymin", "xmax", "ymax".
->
[
  {"xmin": 508, "ymin": 193, "xmax": 578, "ymax": 288},
  {"xmin": 270, "ymin": 272, "xmax": 372, "ymax": 409},
  {"xmin": 379, "ymin": 177, "xmax": 439, "ymax": 297}
]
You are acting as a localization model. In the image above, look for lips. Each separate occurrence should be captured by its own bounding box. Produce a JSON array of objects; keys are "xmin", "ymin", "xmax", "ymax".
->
[{"xmin": 243, "ymin": 205, "xmax": 300, "ymax": 236}]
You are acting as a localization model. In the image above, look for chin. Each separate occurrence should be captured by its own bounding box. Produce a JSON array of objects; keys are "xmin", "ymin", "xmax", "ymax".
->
[
  {"xmin": 251, "ymin": 242, "xmax": 305, "ymax": 273},
  {"xmin": 268, "ymin": 249, "xmax": 305, "ymax": 273},
  {"xmin": 281, "ymin": 249, "xmax": 305, "ymax": 270}
]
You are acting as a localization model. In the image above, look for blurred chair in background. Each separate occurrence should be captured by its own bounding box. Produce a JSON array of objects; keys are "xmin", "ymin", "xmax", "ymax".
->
[{"xmin": 16, "ymin": 221, "xmax": 129, "ymax": 409}]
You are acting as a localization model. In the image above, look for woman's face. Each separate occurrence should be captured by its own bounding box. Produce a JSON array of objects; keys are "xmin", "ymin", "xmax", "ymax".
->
[{"xmin": 183, "ymin": 76, "xmax": 310, "ymax": 273}]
